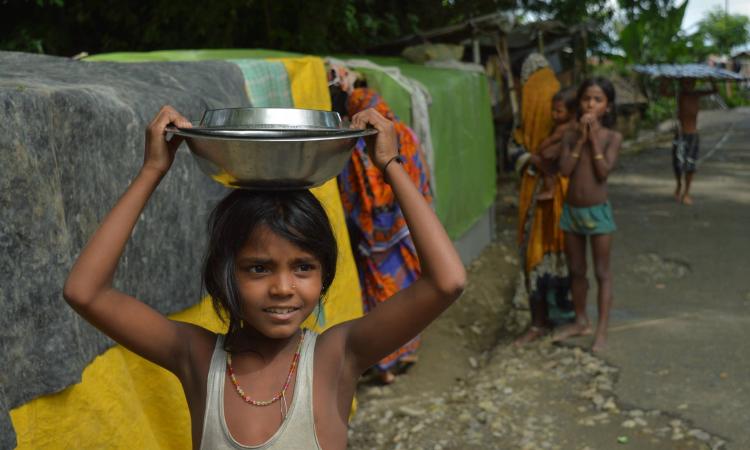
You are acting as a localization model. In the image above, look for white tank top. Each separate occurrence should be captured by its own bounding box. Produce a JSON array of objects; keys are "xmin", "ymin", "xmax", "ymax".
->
[{"xmin": 199, "ymin": 331, "xmax": 322, "ymax": 450}]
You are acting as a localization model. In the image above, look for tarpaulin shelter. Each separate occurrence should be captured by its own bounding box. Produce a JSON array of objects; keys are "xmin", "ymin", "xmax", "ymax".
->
[{"xmin": 330, "ymin": 54, "xmax": 497, "ymax": 261}]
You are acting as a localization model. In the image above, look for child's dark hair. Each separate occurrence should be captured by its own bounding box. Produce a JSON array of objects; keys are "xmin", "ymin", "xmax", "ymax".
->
[
  {"xmin": 202, "ymin": 189, "xmax": 337, "ymax": 338},
  {"xmin": 552, "ymin": 87, "xmax": 577, "ymax": 115},
  {"xmin": 577, "ymin": 77, "xmax": 617, "ymax": 128}
]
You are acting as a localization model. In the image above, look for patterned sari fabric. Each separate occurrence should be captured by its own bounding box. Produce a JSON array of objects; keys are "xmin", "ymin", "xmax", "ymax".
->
[
  {"xmin": 338, "ymin": 88, "xmax": 432, "ymax": 371},
  {"xmin": 514, "ymin": 66, "xmax": 574, "ymax": 325}
]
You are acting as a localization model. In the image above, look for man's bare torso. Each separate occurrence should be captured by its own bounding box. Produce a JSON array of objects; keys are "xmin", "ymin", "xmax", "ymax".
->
[{"xmin": 678, "ymin": 93, "xmax": 701, "ymax": 134}]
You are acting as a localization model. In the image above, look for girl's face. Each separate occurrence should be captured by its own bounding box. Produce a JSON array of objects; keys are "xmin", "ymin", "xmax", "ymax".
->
[
  {"xmin": 233, "ymin": 225, "xmax": 323, "ymax": 340},
  {"xmin": 579, "ymin": 85, "xmax": 609, "ymax": 120},
  {"xmin": 552, "ymin": 100, "xmax": 572, "ymax": 124}
]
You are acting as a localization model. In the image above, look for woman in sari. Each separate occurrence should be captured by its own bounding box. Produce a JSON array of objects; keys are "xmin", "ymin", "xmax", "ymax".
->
[
  {"xmin": 338, "ymin": 87, "xmax": 433, "ymax": 383},
  {"xmin": 511, "ymin": 53, "xmax": 574, "ymax": 344}
]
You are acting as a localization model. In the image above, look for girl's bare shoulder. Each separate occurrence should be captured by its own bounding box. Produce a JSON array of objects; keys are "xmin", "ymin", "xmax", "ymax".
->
[
  {"xmin": 175, "ymin": 323, "xmax": 219, "ymax": 366},
  {"xmin": 315, "ymin": 321, "xmax": 351, "ymax": 355},
  {"xmin": 604, "ymin": 128, "xmax": 623, "ymax": 146},
  {"xmin": 594, "ymin": 128, "xmax": 622, "ymax": 145}
]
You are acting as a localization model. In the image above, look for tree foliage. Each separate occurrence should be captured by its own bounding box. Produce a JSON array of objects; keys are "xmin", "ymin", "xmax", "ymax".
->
[
  {"xmin": 616, "ymin": 0, "xmax": 691, "ymax": 64},
  {"xmin": 520, "ymin": 0, "xmax": 613, "ymax": 27},
  {"xmin": 518, "ymin": 0, "xmax": 616, "ymax": 52},
  {"xmin": 696, "ymin": 7, "xmax": 750, "ymax": 56},
  {"xmin": 0, "ymin": 0, "xmax": 514, "ymax": 56}
]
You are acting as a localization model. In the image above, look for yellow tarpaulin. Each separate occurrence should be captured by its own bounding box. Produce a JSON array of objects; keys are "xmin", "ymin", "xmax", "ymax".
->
[{"xmin": 10, "ymin": 55, "xmax": 363, "ymax": 449}]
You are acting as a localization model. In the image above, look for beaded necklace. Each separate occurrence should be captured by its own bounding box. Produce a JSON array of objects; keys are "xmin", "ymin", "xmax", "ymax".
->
[{"xmin": 226, "ymin": 331, "xmax": 305, "ymax": 419}]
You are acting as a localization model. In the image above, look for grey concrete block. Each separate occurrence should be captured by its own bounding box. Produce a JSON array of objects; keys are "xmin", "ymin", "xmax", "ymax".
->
[{"xmin": 0, "ymin": 51, "xmax": 249, "ymax": 447}]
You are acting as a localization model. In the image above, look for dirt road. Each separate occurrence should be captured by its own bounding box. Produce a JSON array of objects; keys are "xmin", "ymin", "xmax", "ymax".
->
[
  {"xmin": 594, "ymin": 107, "xmax": 750, "ymax": 449},
  {"xmin": 348, "ymin": 108, "xmax": 748, "ymax": 449}
]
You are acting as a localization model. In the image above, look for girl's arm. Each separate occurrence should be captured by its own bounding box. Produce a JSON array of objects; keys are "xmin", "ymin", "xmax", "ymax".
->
[
  {"xmin": 63, "ymin": 106, "xmax": 203, "ymax": 377},
  {"xmin": 558, "ymin": 126, "xmax": 585, "ymax": 177},
  {"xmin": 588, "ymin": 124, "xmax": 622, "ymax": 181},
  {"xmin": 340, "ymin": 109, "xmax": 466, "ymax": 375}
]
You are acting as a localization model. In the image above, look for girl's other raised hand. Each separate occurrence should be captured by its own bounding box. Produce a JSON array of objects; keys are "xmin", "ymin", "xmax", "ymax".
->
[
  {"xmin": 350, "ymin": 108, "xmax": 398, "ymax": 171},
  {"xmin": 143, "ymin": 105, "xmax": 192, "ymax": 176}
]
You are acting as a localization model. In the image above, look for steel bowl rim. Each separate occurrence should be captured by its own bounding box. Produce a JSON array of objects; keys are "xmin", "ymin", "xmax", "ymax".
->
[
  {"xmin": 202, "ymin": 106, "xmax": 337, "ymax": 115},
  {"xmin": 168, "ymin": 126, "xmax": 377, "ymax": 142},
  {"xmin": 199, "ymin": 107, "xmax": 342, "ymax": 129}
]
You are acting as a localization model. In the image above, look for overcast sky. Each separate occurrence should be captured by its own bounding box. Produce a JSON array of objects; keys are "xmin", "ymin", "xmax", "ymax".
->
[{"xmin": 682, "ymin": 0, "xmax": 750, "ymax": 31}]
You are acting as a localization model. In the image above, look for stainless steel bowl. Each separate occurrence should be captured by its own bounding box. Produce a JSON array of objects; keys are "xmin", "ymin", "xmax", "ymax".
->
[{"xmin": 168, "ymin": 107, "xmax": 376, "ymax": 190}]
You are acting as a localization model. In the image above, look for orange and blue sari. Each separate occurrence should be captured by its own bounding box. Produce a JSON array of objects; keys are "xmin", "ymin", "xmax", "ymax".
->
[{"xmin": 338, "ymin": 88, "xmax": 432, "ymax": 371}]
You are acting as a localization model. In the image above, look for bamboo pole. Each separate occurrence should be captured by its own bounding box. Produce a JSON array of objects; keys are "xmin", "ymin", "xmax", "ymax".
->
[{"xmin": 495, "ymin": 33, "xmax": 520, "ymax": 128}]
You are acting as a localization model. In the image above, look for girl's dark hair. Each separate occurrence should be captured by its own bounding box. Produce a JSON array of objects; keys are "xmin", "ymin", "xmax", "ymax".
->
[
  {"xmin": 552, "ymin": 87, "xmax": 578, "ymax": 114},
  {"xmin": 202, "ymin": 189, "xmax": 338, "ymax": 338},
  {"xmin": 577, "ymin": 77, "xmax": 617, "ymax": 128}
]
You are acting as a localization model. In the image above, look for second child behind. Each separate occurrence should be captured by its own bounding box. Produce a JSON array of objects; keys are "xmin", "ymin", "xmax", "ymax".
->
[
  {"xmin": 553, "ymin": 77, "xmax": 622, "ymax": 353},
  {"xmin": 535, "ymin": 88, "xmax": 578, "ymax": 201}
]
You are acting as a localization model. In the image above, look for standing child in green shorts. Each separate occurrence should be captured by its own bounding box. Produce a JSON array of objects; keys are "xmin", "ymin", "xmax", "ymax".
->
[{"xmin": 553, "ymin": 77, "xmax": 622, "ymax": 353}]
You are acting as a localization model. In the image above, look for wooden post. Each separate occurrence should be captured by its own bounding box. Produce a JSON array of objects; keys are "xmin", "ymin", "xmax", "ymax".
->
[
  {"xmin": 538, "ymin": 29, "xmax": 545, "ymax": 54},
  {"xmin": 495, "ymin": 33, "xmax": 520, "ymax": 128},
  {"xmin": 581, "ymin": 27, "xmax": 589, "ymax": 81}
]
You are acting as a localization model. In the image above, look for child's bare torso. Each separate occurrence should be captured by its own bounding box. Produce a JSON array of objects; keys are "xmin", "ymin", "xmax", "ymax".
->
[{"xmin": 566, "ymin": 128, "xmax": 616, "ymax": 207}]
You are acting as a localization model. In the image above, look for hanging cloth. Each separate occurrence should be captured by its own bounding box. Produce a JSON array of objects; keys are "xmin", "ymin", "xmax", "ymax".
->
[
  {"xmin": 230, "ymin": 59, "xmax": 294, "ymax": 107},
  {"xmin": 325, "ymin": 57, "xmax": 437, "ymax": 197}
]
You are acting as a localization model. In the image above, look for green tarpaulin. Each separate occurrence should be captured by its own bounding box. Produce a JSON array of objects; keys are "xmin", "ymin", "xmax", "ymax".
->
[
  {"xmin": 339, "ymin": 55, "xmax": 496, "ymax": 240},
  {"xmin": 87, "ymin": 49, "xmax": 496, "ymax": 239}
]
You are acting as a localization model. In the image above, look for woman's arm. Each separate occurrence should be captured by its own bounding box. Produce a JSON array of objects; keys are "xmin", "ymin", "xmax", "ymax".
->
[
  {"xmin": 589, "ymin": 127, "xmax": 622, "ymax": 181},
  {"xmin": 63, "ymin": 106, "xmax": 203, "ymax": 376},
  {"xmin": 340, "ymin": 109, "xmax": 466, "ymax": 375}
]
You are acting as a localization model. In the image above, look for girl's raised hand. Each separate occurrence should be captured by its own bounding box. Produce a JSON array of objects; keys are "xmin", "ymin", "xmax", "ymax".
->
[
  {"xmin": 580, "ymin": 112, "xmax": 600, "ymax": 143},
  {"xmin": 143, "ymin": 105, "xmax": 192, "ymax": 176},
  {"xmin": 350, "ymin": 108, "xmax": 398, "ymax": 171},
  {"xmin": 577, "ymin": 117, "xmax": 589, "ymax": 144},
  {"xmin": 586, "ymin": 114, "xmax": 602, "ymax": 137}
]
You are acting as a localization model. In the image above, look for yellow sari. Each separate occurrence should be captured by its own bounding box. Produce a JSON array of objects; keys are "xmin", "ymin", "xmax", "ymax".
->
[{"xmin": 514, "ymin": 67, "xmax": 573, "ymax": 324}]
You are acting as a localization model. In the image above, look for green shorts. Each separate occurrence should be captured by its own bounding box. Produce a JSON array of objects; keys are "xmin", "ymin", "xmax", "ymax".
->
[{"xmin": 560, "ymin": 202, "xmax": 616, "ymax": 235}]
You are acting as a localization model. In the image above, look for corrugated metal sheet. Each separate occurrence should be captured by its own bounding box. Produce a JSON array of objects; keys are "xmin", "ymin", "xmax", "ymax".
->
[{"xmin": 631, "ymin": 63, "xmax": 745, "ymax": 80}]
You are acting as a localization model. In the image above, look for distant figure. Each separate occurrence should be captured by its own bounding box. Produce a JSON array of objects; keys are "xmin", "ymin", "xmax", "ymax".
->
[
  {"xmin": 554, "ymin": 77, "xmax": 622, "ymax": 353},
  {"xmin": 536, "ymin": 88, "xmax": 578, "ymax": 201},
  {"xmin": 667, "ymin": 78, "xmax": 717, "ymax": 205}
]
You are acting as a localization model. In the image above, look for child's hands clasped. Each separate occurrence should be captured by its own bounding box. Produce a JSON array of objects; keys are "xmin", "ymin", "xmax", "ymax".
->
[
  {"xmin": 143, "ymin": 105, "xmax": 192, "ymax": 176},
  {"xmin": 578, "ymin": 112, "xmax": 602, "ymax": 145},
  {"xmin": 350, "ymin": 108, "xmax": 399, "ymax": 172}
]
